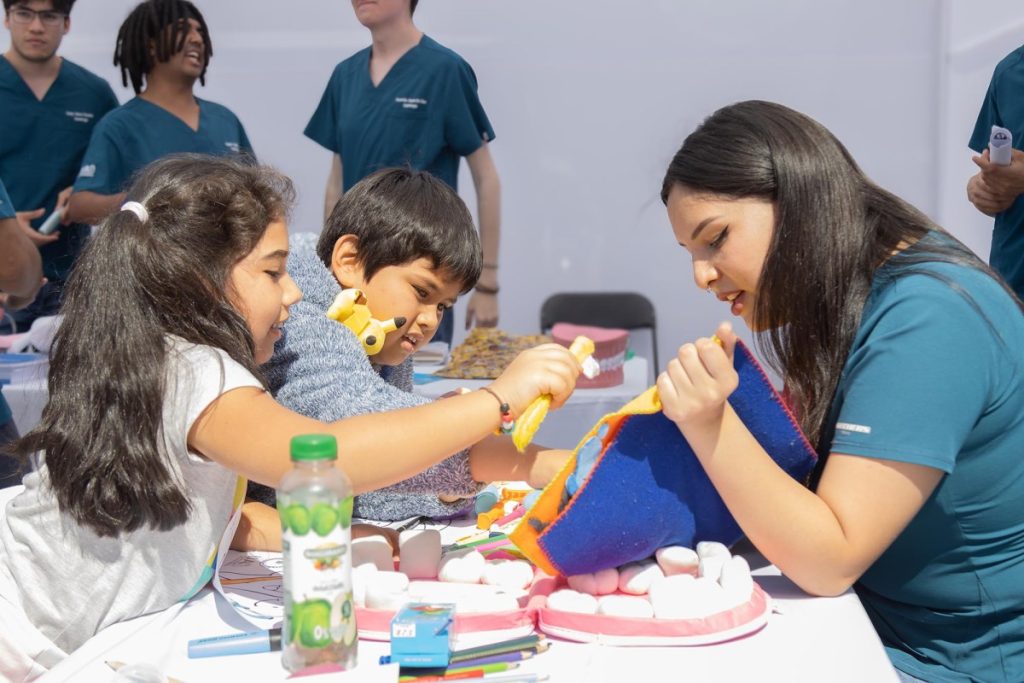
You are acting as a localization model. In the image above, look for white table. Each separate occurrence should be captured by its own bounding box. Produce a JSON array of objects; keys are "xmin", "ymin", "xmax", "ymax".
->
[
  {"xmin": 413, "ymin": 358, "xmax": 650, "ymax": 449},
  {"xmin": 42, "ymin": 518, "xmax": 898, "ymax": 683}
]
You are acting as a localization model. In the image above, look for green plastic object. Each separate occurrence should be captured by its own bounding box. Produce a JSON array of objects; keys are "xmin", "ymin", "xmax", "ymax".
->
[{"xmin": 290, "ymin": 434, "xmax": 338, "ymax": 462}]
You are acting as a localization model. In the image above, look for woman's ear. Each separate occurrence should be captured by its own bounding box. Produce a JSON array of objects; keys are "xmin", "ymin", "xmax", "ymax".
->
[{"xmin": 331, "ymin": 234, "xmax": 365, "ymax": 288}]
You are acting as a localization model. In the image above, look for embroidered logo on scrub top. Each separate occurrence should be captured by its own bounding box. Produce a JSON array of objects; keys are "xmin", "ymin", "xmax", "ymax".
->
[
  {"xmin": 836, "ymin": 421, "xmax": 872, "ymax": 435},
  {"xmin": 78, "ymin": 164, "xmax": 96, "ymax": 178},
  {"xmin": 395, "ymin": 96, "xmax": 428, "ymax": 110},
  {"xmin": 224, "ymin": 142, "xmax": 240, "ymax": 153},
  {"xmin": 65, "ymin": 110, "xmax": 95, "ymax": 124}
]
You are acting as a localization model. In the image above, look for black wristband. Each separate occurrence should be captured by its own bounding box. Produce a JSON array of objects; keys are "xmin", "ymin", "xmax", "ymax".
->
[{"xmin": 475, "ymin": 283, "xmax": 499, "ymax": 295}]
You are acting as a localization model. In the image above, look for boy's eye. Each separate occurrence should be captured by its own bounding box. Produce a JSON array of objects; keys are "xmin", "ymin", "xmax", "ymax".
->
[{"xmin": 413, "ymin": 286, "xmax": 429, "ymax": 299}]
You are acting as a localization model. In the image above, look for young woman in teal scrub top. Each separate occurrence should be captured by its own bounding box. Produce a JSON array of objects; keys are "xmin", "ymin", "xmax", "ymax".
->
[{"xmin": 659, "ymin": 100, "xmax": 1024, "ymax": 682}]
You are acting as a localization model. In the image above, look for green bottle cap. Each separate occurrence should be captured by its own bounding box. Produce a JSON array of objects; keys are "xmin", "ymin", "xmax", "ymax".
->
[{"xmin": 290, "ymin": 434, "xmax": 338, "ymax": 462}]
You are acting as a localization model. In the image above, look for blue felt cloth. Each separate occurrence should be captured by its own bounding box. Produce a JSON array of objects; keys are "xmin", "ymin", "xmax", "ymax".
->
[{"xmin": 534, "ymin": 342, "xmax": 817, "ymax": 577}]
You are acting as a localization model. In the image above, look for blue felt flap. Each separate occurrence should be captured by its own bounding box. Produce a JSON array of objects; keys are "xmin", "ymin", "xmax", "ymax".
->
[{"xmin": 537, "ymin": 342, "xmax": 817, "ymax": 577}]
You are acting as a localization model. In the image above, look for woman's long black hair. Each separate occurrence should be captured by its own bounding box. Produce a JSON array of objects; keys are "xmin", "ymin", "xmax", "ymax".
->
[
  {"xmin": 661, "ymin": 100, "xmax": 1020, "ymax": 449},
  {"xmin": 11, "ymin": 154, "xmax": 294, "ymax": 538}
]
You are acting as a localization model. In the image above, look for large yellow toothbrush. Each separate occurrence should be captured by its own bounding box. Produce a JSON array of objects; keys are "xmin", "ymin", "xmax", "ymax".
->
[{"xmin": 511, "ymin": 336, "xmax": 595, "ymax": 452}]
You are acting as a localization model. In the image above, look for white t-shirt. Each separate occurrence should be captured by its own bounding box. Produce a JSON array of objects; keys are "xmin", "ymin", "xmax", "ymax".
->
[{"xmin": 0, "ymin": 339, "xmax": 262, "ymax": 661}]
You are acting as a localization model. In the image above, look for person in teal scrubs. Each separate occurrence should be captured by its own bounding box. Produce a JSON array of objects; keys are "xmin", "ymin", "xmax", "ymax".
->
[
  {"xmin": 305, "ymin": 0, "xmax": 501, "ymax": 344},
  {"xmin": 659, "ymin": 101, "xmax": 1024, "ymax": 682},
  {"xmin": 1, "ymin": 0, "xmax": 118, "ymax": 327},
  {"xmin": 66, "ymin": 0, "xmax": 252, "ymax": 226},
  {"xmin": 967, "ymin": 43, "xmax": 1024, "ymax": 299},
  {"xmin": 0, "ymin": 176, "xmax": 44, "ymax": 486}
]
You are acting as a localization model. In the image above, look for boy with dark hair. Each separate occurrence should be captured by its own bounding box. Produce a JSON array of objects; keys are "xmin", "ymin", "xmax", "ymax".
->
[
  {"xmin": 66, "ymin": 0, "xmax": 251, "ymax": 225},
  {"xmin": 1, "ymin": 0, "xmax": 118, "ymax": 327},
  {"xmin": 253, "ymin": 167, "xmax": 568, "ymax": 520},
  {"xmin": 305, "ymin": 0, "xmax": 502, "ymax": 344}
]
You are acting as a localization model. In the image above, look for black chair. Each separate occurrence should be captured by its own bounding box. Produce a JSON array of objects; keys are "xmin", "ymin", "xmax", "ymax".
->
[{"xmin": 539, "ymin": 291, "xmax": 659, "ymax": 376}]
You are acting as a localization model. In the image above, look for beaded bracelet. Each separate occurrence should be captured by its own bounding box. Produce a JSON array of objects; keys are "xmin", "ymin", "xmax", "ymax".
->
[{"xmin": 481, "ymin": 386, "xmax": 515, "ymax": 435}]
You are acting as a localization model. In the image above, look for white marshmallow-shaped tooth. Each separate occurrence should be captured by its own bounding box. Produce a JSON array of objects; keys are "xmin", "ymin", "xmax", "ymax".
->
[
  {"xmin": 617, "ymin": 561, "xmax": 665, "ymax": 595},
  {"xmin": 352, "ymin": 536, "xmax": 394, "ymax": 571},
  {"xmin": 566, "ymin": 567, "xmax": 619, "ymax": 595},
  {"xmin": 698, "ymin": 556, "xmax": 728, "ymax": 582},
  {"xmin": 597, "ymin": 594, "xmax": 655, "ymax": 619},
  {"xmin": 546, "ymin": 589, "xmax": 598, "ymax": 615},
  {"xmin": 438, "ymin": 548, "xmax": 486, "ymax": 584},
  {"xmin": 364, "ymin": 570, "xmax": 410, "ymax": 609},
  {"xmin": 481, "ymin": 559, "xmax": 534, "ymax": 591},
  {"xmin": 655, "ymin": 546, "xmax": 700, "ymax": 577},
  {"xmin": 649, "ymin": 574, "xmax": 731, "ymax": 620},
  {"xmin": 696, "ymin": 541, "xmax": 731, "ymax": 560},
  {"xmin": 718, "ymin": 555, "xmax": 754, "ymax": 608},
  {"xmin": 398, "ymin": 529, "xmax": 442, "ymax": 580},
  {"xmin": 351, "ymin": 562, "xmax": 379, "ymax": 607}
]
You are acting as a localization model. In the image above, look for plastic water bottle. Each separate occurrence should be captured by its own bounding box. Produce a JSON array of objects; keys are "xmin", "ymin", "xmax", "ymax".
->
[{"xmin": 278, "ymin": 434, "xmax": 357, "ymax": 672}]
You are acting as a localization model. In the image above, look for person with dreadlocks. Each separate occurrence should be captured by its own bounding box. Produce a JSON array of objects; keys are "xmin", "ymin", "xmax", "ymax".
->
[
  {"xmin": 1, "ymin": 0, "xmax": 118, "ymax": 328},
  {"xmin": 65, "ymin": 0, "xmax": 251, "ymax": 225}
]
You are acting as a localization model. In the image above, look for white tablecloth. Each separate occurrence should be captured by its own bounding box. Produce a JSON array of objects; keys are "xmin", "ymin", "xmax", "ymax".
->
[
  {"xmin": 413, "ymin": 358, "xmax": 650, "ymax": 449},
  {"xmin": 41, "ymin": 517, "xmax": 898, "ymax": 683}
]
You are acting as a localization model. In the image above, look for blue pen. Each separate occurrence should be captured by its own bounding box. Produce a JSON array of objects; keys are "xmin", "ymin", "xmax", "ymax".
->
[{"xmin": 187, "ymin": 628, "xmax": 282, "ymax": 658}]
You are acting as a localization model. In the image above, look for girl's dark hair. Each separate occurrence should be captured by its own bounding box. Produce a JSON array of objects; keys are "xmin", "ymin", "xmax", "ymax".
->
[
  {"xmin": 11, "ymin": 154, "xmax": 294, "ymax": 538},
  {"xmin": 661, "ymin": 100, "xmax": 1020, "ymax": 448},
  {"xmin": 114, "ymin": 0, "xmax": 212, "ymax": 94},
  {"xmin": 317, "ymin": 167, "xmax": 481, "ymax": 293}
]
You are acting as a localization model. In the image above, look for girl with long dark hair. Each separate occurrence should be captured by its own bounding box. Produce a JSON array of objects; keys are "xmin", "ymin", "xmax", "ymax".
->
[
  {"xmin": 0, "ymin": 154, "xmax": 578, "ymax": 678},
  {"xmin": 659, "ymin": 101, "xmax": 1024, "ymax": 681}
]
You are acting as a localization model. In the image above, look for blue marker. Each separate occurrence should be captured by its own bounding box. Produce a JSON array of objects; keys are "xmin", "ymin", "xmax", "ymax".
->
[{"xmin": 187, "ymin": 628, "xmax": 282, "ymax": 658}]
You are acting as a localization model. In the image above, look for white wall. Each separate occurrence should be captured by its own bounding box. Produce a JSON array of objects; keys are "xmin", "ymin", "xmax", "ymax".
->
[{"xmin": 26, "ymin": 0, "xmax": 1011, "ymax": 372}]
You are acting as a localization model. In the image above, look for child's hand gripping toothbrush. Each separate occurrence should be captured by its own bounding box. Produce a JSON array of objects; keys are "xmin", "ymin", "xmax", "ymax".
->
[{"xmin": 511, "ymin": 335, "xmax": 598, "ymax": 451}]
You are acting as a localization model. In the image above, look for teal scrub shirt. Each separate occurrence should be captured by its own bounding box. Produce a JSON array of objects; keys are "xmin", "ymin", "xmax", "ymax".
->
[
  {"xmin": 819, "ymin": 250, "xmax": 1024, "ymax": 681},
  {"xmin": 968, "ymin": 44, "xmax": 1024, "ymax": 297},
  {"xmin": 304, "ymin": 35, "xmax": 495, "ymax": 193},
  {"xmin": 0, "ymin": 56, "xmax": 118, "ymax": 281},
  {"xmin": 1, "ymin": 178, "xmax": 14, "ymax": 426},
  {"xmin": 74, "ymin": 97, "xmax": 254, "ymax": 196}
]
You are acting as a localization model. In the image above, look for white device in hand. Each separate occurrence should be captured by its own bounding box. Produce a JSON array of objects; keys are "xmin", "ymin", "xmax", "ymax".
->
[
  {"xmin": 989, "ymin": 125, "xmax": 1013, "ymax": 166},
  {"xmin": 37, "ymin": 209, "xmax": 62, "ymax": 235}
]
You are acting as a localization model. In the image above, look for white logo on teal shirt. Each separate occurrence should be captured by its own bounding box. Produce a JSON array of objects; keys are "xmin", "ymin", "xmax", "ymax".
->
[
  {"xmin": 836, "ymin": 422, "xmax": 872, "ymax": 434},
  {"xmin": 225, "ymin": 142, "xmax": 240, "ymax": 153},
  {"xmin": 65, "ymin": 110, "xmax": 95, "ymax": 124},
  {"xmin": 395, "ymin": 97, "xmax": 427, "ymax": 110},
  {"xmin": 78, "ymin": 164, "xmax": 96, "ymax": 178}
]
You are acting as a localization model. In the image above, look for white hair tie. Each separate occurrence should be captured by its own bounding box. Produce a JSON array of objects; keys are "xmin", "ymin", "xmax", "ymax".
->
[{"xmin": 120, "ymin": 201, "xmax": 149, "ymax": 222}]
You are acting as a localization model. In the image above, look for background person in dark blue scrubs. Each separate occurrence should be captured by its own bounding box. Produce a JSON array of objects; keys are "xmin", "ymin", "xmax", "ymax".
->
[
  {"xmin": 0, "ymin": 176, "xmax": 43, "ymax": 487},
  {"xmin": 967, "ymin": 43, "xmax": 1024, "ymax": 299},
  {"xmin": 66, "ymin": 0, "xmax": 252, "ymax": 226},
  {"xmin": 306, "ymin": 0, "xmax": 501, "ymax": 344},
  {"xmin": 1, "ymin": 0, "xmax": 118, "ymax": 328}
]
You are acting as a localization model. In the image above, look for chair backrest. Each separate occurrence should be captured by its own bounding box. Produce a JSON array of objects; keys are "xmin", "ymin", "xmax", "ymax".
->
[{"xmin": 539, "ymin": 291, "xmax": 658, "ymax": 378}]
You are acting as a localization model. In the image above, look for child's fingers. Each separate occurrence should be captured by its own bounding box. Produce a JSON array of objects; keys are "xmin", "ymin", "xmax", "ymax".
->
[{"xmin": 715, "ymin": 322, "xmax": 737, "ymax": 359}]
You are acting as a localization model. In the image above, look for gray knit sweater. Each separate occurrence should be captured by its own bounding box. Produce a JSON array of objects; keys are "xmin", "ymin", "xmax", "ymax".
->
[{"xmin": 249, "ymin": 233, "xmax": 478, "ymax": 520}]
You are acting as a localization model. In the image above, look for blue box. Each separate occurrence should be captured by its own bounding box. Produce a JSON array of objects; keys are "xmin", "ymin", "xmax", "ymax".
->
[{"xmin": 389, "ymin": 603, "xmax": 455, "ymax": 668}]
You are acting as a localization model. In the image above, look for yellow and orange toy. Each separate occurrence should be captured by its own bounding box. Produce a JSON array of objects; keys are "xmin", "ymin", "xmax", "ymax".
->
[
  {"xmin": 511, "ymin": 336, "xmax": 596, "ymax": 452},
  {"xmin": 476, "ymin": 483, "xmax": 532, "ymax": 530},
  {"xmin": 326, "ymin": 288, "xmax": 406, "ymax": 356}
]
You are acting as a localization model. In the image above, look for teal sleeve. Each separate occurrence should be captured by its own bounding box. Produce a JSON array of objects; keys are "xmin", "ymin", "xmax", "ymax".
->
[
  {"xmin": 238, "ymin": 121, "xmax": 254, "ymax": 159},
  {"xmin": 0, "ymin": 178, "xmax": 13, "ymax": 219},
  {"xmin": 969, "ymin": 74, "xmax": 999, "ymax": 153},
  {"xmin": 73, "ymin": 121, "xmax": 128, "ymax": 195},
  {"xmin": 443, "ymin": 60, "xmax": 494, "ymax": 157},
  {"xmin": 829, "ymin": 277, "xmax": 994, "ymax": 473},
  {"xmin": 304, "ymin": 69, "xmax": 341, "ymax": 155}
]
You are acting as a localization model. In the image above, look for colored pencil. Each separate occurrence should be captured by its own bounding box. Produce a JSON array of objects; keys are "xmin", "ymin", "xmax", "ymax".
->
[
  {"xmin": 440, "ymin": 650, "xmax": 536, "ymax": 669},
  {"xmin": 440, "ymin": 675, "xmax": 548, "ymax": 683},
  {"xmin": 448, "ymin": 532, "xmax": 509, "ymax": 551},
  {"xmin": 449, "ymin": 634, "xmax": 545, "ymax": 663},
  {"xmin": 399, "ymin": 662, "xmax": 519, "ymax": 681}
]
